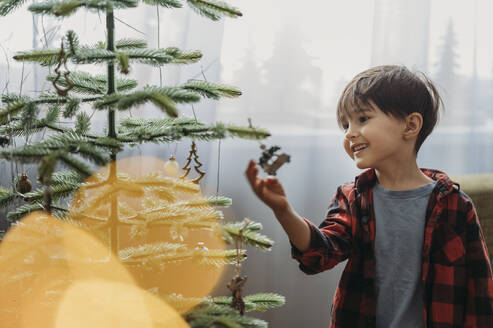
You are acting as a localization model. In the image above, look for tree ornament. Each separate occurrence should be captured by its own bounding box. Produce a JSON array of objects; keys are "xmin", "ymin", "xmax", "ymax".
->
[
  {"xmin": 227, "ymin": 275, "xmax": 247, "ymax": 315},
  {"xmin": 52, "ymin": 39, "xmax": 74, "ymax": 97},
  {"xmin": 0, "ymin": 135, "xmax": 10, "ymax": 148},
  {"xmin": 248, "ymin": 118, "xmax": 290, "ymax": 176},
  {"xmin": 227, "ymin": 218, "xmax": 251, "ymax": 315},
  {"xmin": 180, "ymin": 141, "xmax": 205, "ymax": 184},
  {"xmin": 258, "ymin": 144, "xmax": 290, "ymax": 176},
  {"xmin": 16, "ymin": 173, "xmax": 32, "ymax": 194},
  {"xmin": 163, "ymin": 155, "xmax": 180, "ymax": 176}
]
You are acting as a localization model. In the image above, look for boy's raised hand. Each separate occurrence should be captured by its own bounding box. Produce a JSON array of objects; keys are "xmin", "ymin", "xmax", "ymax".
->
[{"xmin": 245, "ymin": 159, "xmax": 289, "ymax": 213}]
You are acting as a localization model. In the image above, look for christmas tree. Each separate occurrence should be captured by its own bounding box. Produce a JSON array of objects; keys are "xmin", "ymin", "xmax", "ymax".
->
[{"xmin": 0, "ymin": 0, "xmax": 284, "ymax": 326}]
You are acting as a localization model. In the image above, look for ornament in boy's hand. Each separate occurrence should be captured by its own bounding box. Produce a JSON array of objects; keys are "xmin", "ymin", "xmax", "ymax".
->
[
  {"xmin": 258, "ymin": 144, "xmax": 291, "ymax": 176},
  {"xmin": 248, "ymin": 118, "xmax": 291, "ymax": 176}
]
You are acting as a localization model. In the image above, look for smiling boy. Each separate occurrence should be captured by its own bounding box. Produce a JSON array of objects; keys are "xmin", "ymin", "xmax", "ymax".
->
[{"xmin": 246, "ymin": 65, "xmax": 493, "ymax": 327}]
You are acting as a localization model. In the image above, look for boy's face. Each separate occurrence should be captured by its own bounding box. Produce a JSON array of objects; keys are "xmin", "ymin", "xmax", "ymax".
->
[{"xmin": 341, "ymin": 102, "xmax": 408, "ymax": 170}]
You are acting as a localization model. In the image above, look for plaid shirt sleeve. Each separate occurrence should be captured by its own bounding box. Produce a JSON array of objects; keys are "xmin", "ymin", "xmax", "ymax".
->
[
  {"xmin": 463, "ymin": 198, "xmax": 493, "ymax": 327},
  {"xmin": 291, "ymin": 185, "xmax": 355, "ymax": 274}
]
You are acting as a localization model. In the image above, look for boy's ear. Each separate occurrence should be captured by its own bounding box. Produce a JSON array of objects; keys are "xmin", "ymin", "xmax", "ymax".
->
[{"xmin": 403, "ymin": 112, "xmax": 423, "ymax": 139}]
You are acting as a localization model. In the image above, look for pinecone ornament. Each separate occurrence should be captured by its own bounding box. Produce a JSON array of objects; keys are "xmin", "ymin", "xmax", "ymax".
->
[{"xmin": 16, "ymin": 173, "xmax": 32, "ymax": 194}]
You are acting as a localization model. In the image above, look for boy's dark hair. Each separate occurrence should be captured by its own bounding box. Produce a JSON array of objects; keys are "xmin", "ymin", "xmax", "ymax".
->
[{"xmin": 336, "ymin": 65, "xmax": 443, "ymax": 153}]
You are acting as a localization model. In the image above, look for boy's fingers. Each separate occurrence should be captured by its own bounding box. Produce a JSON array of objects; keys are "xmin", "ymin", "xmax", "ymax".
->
[
  {"xmin": 245, "ymin": 160, "xmax": 259, "ymax": 185},
  {"xmin": 256, "ymin": 179, "xmax": 264, "ymax": 195}
]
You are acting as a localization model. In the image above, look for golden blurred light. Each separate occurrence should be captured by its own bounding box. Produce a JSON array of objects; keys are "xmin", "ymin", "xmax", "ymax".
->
[
  {"xmin": 0, "ymin": 156, "xmax": 228, "ymax": 326},
  {"xmin": 67, "ymin": 156, "xmax": 227, "ymax": 313},
  {"xmin": 56, "ymin": 279, "xmax": 188, "ymax": 328},
  {"xmin": 0, "ymin": 211, "xmax": 200, "ymax": 327}
]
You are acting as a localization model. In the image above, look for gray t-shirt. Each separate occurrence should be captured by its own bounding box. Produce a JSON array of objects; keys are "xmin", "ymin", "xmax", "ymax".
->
[{"xmin": 373, "ymin": 180, "xmax": 436, "ymax": 328}]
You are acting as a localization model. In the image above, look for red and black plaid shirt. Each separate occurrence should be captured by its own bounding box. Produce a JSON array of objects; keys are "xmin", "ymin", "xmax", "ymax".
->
[{"xmin": 291, "ymin": 168, "xmax": 493, "ymax": 327}]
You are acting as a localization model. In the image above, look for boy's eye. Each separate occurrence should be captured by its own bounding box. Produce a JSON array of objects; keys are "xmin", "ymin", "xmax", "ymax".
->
[
  {"xmin": 342, "ymin": 123, "xmax": 349, "ymax": 130},
  {"xmin": 359, "ymin": 116, "xmax": 369, "ymax": 123}
]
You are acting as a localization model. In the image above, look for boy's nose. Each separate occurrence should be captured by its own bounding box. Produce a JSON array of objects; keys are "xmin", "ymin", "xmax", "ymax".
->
[{"xmin": 344, "ymin": 127, "xmax": 359, "ymax": 140}]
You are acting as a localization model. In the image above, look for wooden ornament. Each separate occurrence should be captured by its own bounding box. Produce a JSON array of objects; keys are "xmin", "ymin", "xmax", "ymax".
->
[
  {"xmin": 258, "ymin": 145, "xmax": 290, "ymax": 176},
  {"xmin": 248, "ymin": 118, "xmax": 290, "ymax": 176},
  {"xmin": 227, "ymin": 275, "xmax": 247, "ymax": 315},
  {"xmin": 52, "ymin": 40, "xmax": 74, "ymax": 97},
  {"xmin": 180, "ymin": 141, "xmax": 205, "ymax": 184}
]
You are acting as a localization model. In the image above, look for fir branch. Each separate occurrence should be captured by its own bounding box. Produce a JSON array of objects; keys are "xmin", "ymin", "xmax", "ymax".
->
[
  {"xmin": 115, "ymin": 38, "xmax": 147, "ymax": 49},
  {"xmin": 0, "ymin": 100, "xmax": 27, "ymax": 125},
  {"xmin": 13, "ymin": 49, "xmax": 59, "ymax": 66},
  {"xmin": 0, "ymin": 143, "xmax": 53, "ymax": 162},
  {"xmin": 93, "ymin": 93, "xmax": 120, "ymax": 110},
  {"xmin": 1, "ymin": 93, "xmax": 29, "ymax": 104},
  {"xmin": 20, "ymin": 102, "xmax": 39, "ymax": 129},
  {"xmin": 112, "ymin": 0, "xmax": 138, "ymax": 9},
  {"xmin": 75, "ymin": 140, "xmax": 109, "ymax": 165},
  {"xmin": 49, "ymin": 0, "xmax": 82, "ymax": 17},
  {"xmin": 206, "ymin": 195, "xmax": 231, "ymax": 207},
  {"xmin": 57, "ymin": 152, "xmax": 93, "ymax": 178},
  {"xmin": 124, "ymin": 48, "xmax": 174, "ymax": 65},
  {"xmin": 187, "ymin": 313, "xmax": 267, "ymax": 328},
  {"xmin": 116, "ymin": 52, "xmax": 130, "ymax": 74},
  {"xmin": 216, "ymin": 84, "xmax": 242, "ymax": 98},
  {"xmin": 47, "ymin": 71, "xmax": 137, "ymax": 96},
  {"xmin": 116, "ymin": 77, "xmax": 139, "ymax": 92},
  {"xmin": 47, "ymin": 71, "xmax": 106, "ymax": 95},
  {"xmin": 0, "ymin": 186, "xmax": 15, "ymax": 208},
  {"xmin": 51, "ymin": 170, "xmax": 85, "ymax": 185},
  {"xmin": 212, "ymin": 293, "xmax": 285, "ymax": 313},
  {"xmin": 75, "ymin": 112, "xmax": 90, "ymax": 134},
  {"xmin": 28, "ymin": 0, "xmax": 138, "ymax": 17},
  {"xmin": 64, "ymin": 97, "xmax": 81, "ymax": 118},
  {"xmin": 0, "ymin": 118, "xmax": 50, "ymax": 136},
  {"xmin": 72, "ymin": 47, "xmax": 115, "ymax": 64},
  {"xmin": 117, "ymin": 118, "xmax": 271, "ymax": 143},
  {"xmin": 182, "ymin": 80, "xmax": 220, "ymax": 99},
  {"xmin": 119, "ymin": 116, "xmax": 196, "ymax": 128},
  {"xmin": 91, "ymin": 136, "xmax": 123, "ymax": 150},
  {"xmin": 225, "ymin": 124, "xmax": 270, "ymax": 140},
  {"xmin": 112, "ymin": 90, "xmax": 178, "ymax": 117},
  {"xmin": 143, "ymin": 86, "xmax": 200, "ymax": 103},
  {"xmin": 71, "ymin": 47, "xmax": 198, "ymax": 67},
  {"xmin": 222, "ymin": 221, "xmax": 273, "ymax": 251},
  {"xmin": 142, "ymin": 0, "xmax": 182, "ymax": 8},
  {"xmin": 186, "ymin": 0, "xmax": 242, "ymax": 21},
  {"xmin": 119, "ymin": 242, "xmax": 245, "ymax": 267},
  {"xmin": 0, "ymin": 132, "xmax": 114, "ymax": 169},
  {"xmin": 242, "ymin": 293, "xmax": 286, "ymax": 312},
  {"xmin": 45, "ymin": 104, "xmax": 62, "ymax": 123},
  {"xmin": 168, "ymin": 49, "xmax": 202, "ymax": 64},
  {"xmin": 7, "ymin": 203, "xmax": 67, "ymax": 222},
  {"xmin": 24, "ymin": 182, "xmax": 79, "ymax": 203},
  {"xmin": 0, "ymin": 0, "xmax": 28, "ymax": 15},
  {"xmin": 64, "ymin": 30, "xmax": 80, "ymax": 56},
  {"xmin": 148, "ymin": 91, "xmax": 178, "ymax": 117},
  {"xmin": 183, "ymin": 80, "xmax": 241, "ymax": 100}
]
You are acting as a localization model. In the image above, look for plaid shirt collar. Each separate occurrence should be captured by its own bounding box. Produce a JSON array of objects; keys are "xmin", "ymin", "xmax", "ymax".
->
[{"xmin": 354, "ymin": 168, "xmax": 460, "ymax": 201}]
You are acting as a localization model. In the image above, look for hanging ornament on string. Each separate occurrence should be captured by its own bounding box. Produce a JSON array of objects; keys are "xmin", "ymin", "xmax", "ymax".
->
[
  {"xmin": 0, "ymin": 135, "xmax": 10, "ymax": 148},
  {"xmin": 163, "ymin": 155, "xmax": 180, "ymax": 176},
  {"xmin": 248, "ymin": 118, "xmax": 291, "ymax": 176},
  {"xmin": 52, "ymin": 38, "xmax": 74, "ymax": 97},
  {"xmin": 16, "ymin": 173, "xmax": 32, "ymax": 194},
  {"xmin": 180, "ymin": 141, "xmax": 205, "ymax": 184},
  {"xmin": 227, "ymin": 218, "xmax": 251, "ymax": 315}
]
